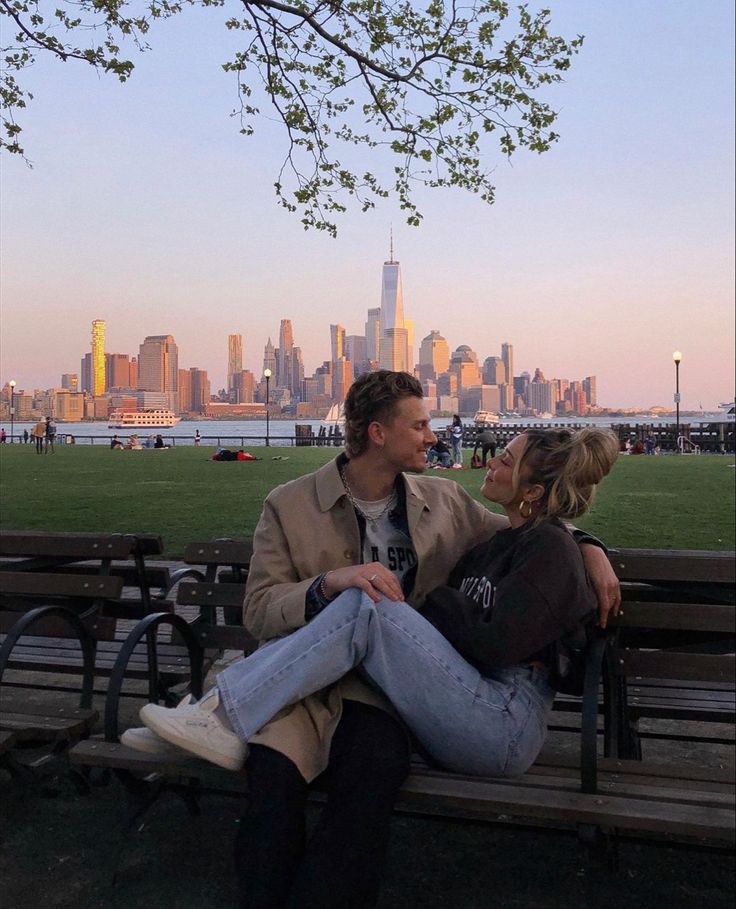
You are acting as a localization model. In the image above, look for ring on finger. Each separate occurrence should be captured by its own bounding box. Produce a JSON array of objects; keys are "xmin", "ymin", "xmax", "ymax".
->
[{"xmin": 369, "ymin": 574, "xmax": 377, "ymax": 582}]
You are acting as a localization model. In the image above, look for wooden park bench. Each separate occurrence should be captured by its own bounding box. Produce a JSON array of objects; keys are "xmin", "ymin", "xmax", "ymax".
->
[
  {"xmin": 0, "ymin": 531, "xmax": 192, "ymax": 773},
  {"xmin": 69, "ymin": 546, "xmax": 735, "ymax": 859}
]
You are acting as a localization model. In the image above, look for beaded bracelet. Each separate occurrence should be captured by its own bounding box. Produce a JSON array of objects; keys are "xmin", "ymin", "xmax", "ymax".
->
[{"xmin": 318, "ymin": 570, "xmax": 334, "ymax": 603}]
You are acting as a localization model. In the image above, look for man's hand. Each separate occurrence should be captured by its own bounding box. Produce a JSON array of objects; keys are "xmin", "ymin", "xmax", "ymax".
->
[
  {"xmin": 322, "ymin": 563, "xmax": 403, "ymax": 604},
  {"xmin": 580, "ymin": 544, "xmax": 621, "ymax": 628}
]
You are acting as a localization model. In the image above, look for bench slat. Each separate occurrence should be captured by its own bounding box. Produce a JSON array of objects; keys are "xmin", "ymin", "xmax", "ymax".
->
[
  {"xmin": 612, "ymin": 602, "xmax": 735, "ymax": 632},
  {"xmin": 182, "ymin": 540, "xmax": 253, "ymax": 567},
  {"xmin": 0, "ymin": 571, "xmax": 124, "ymax": 599},
  {"xmin": 176, "ymin": 582, "xmax": 247, "ymax": 608},
  {"xmin": 618, "ymin": 650, "xmax": 734, "ymax": 683},
  {"xmin": 0, "ymin": 532, "xmax": 138, "ymax": 560},
  {"xmin": 0, "ymin": 709, "xmax": 98, "ymax": 741},
  {"xmin": 610, "ymin": 549, "xmax": 735, "ymax": 584}
]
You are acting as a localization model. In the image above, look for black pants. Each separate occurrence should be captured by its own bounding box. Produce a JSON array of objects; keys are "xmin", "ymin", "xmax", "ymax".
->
[
  {"xmin": 234, "ymin": 700, "xmax": 410, "ymax": 909},
  {"xmin": 473, "ymin": 441, "xmax": 496, "ymax": 466}
]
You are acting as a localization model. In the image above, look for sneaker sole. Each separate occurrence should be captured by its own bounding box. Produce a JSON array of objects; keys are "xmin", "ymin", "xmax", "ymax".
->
[{"xmin": 120, "ymin": 727, "xmax": 188, "ymax": 757}]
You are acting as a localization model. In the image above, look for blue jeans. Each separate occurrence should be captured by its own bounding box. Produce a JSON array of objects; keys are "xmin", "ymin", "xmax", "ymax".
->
[{"xmin": 218, "ymin": 589, "xmax": 554, "ymax": 777}]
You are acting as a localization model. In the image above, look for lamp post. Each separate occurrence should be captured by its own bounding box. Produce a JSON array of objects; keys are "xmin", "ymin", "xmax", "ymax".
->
[
  {"xmin": 263, "ymin": 369, "xmax": 271, "ymax": 447},
  {"xmin": 9, "ymin": 379, "xmax": 16, "ymax": 443},
  {"xmin": 672, "ymin": 351, "xmax": 682, "ymax": 453}
]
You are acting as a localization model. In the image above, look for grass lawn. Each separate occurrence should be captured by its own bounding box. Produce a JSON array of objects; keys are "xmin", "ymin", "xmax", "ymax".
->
[{"xmin": 0, "ymin": 444, "xmax": 734, "ymax": 557}]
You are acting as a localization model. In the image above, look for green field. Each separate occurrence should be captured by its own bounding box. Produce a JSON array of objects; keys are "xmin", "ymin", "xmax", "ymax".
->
[{"xmin": 0, "ymin": 445, "xmax": 734, "ymax": 556}]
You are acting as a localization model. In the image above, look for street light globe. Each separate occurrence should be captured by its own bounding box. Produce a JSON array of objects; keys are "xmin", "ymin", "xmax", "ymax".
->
[
  {"xmin": 672, "ymin": 350, "xmax": 682, "ymax": 363},
  {"xmin": 263, "ymin": 369, "xmax": 272, "ymax": 378},
  {"xmin": 9, "ymin": 379, "xmax": 16, "ymax": 389}
]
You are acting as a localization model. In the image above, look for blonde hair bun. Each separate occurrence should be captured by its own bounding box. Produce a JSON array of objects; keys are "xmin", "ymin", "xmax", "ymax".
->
[{"xmin": 519, "ymin": 427, "xmax": 619, "ymax": 522}]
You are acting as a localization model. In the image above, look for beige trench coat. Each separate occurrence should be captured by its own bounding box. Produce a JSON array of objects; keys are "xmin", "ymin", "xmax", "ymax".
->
[{"xmin": 242, "ymin": 456, "xmax": 508, "ymax": 781}]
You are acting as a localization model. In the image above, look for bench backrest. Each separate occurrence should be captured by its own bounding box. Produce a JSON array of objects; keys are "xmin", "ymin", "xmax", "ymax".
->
[{"xmin": 0, "ymin": 530, "xmax": 166, "ymax": 615}]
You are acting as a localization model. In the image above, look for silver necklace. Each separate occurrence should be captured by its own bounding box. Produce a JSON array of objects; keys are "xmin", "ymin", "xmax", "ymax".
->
[{"xmin": 340, "ymin": 466, "xmax": 397, "ymax": 528}]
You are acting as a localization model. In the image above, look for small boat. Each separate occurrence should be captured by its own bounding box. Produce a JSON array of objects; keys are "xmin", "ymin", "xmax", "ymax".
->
[
  {"xmin": 108, "ymin": 409, "xmax": 181, "ymax": 429},
  {"xmin": 323, "ymin": 403, "xmax": 345, "ymax": 425},
  {"xmin": 473, "ymin": 411, "xmax": 499, "ymax": 426}
]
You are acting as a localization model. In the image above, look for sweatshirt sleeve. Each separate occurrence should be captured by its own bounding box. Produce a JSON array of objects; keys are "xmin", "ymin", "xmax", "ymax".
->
[{"xmin": 422, "ymin": 529, "xmax": 595, "ymax": 669}]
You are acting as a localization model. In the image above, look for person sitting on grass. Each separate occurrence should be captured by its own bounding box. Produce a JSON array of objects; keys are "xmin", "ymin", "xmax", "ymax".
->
[{"xmin": 426, "ymin": 437, "xmax": 452, "ymax": 468}]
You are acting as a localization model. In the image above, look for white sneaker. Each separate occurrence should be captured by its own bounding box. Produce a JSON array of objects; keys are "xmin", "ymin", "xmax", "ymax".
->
[
  {"xmin": 140, "ymin": 690, "xmax": 247, "ymax": 771},
  {"xmin": 121, "ymin": 694, "xmax": 193, "ymax": 755}
]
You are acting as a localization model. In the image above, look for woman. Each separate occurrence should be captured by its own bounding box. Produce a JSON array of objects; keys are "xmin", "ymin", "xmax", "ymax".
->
[
  {"xmin": 450, "ymin": 414, "xmax": 464, "ymax": 467},
  {"xmin": 137, "ymin": 427, "xmax": 619, "ymax": 776}
]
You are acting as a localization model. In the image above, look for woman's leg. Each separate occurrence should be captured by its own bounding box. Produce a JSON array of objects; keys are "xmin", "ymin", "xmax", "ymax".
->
[{"xmin": 217, "ymin": 590, "xmax": 551, "ymax": 776}]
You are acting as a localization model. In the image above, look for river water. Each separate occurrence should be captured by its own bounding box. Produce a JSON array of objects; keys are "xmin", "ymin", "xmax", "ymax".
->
[{"xmin": 7, "ymin": 413, "xmax": 731, "ymax": 446}]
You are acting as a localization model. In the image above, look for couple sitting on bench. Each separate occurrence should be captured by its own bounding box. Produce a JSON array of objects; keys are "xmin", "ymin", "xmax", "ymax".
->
[{"xmin": 124, "ymin": 371, "xmax": 620, "ymax": 909}]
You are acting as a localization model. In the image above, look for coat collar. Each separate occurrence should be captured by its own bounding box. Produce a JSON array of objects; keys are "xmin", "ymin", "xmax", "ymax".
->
[{"xmin": 316, "ymin": 454, "xmax": 430, "ymax": 531}]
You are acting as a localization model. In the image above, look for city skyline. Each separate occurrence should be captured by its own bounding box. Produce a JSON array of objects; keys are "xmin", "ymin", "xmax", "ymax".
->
[{"xmin": 1, "ymin": 1, "xmax": 734, "ymax": 409}]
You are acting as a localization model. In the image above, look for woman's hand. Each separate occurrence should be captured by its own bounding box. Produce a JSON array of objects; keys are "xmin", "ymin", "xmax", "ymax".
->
[
  {"xmin": 580, "ymin": 544, "xmax": 621, "ymax": 628},
  {"xmin": 322, "ymin": 563, "xmax": 403, "ymax": 604}
]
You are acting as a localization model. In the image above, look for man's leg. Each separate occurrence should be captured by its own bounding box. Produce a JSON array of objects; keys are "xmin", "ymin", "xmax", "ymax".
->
[
  {"xmin": 235, "ymin": 744, "xmax": 309, "ymax": 909},
  {"xmin": 288, "ymin": 700, "xmax": 410, "ymax": 909}
]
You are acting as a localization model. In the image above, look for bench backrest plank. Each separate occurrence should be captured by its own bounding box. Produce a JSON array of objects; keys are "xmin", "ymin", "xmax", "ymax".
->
[
  {"xmin": 176, "ymin": 581, "xmax": 247, "ymax": 609},
  {"xmin": 0, "ymin": 532, "xmax": 138, "ymax": 561},
  {"xmin": 618, "ymin": 651, "xmax": 734, "ymax": 684},
  {"xmin": 610, "ymin": 549, "xmax": 735, "ymax": 584},
  {"xmin": 0, "ymin": 571, "xmax": 124, "ymax": 600},
  {"xmin": 182, "ymin": 540, "xmax": 253, "ymax": 568},
  {"xmin": 612, "ymin": 602, "xmax": 734, "ymax": 632}
]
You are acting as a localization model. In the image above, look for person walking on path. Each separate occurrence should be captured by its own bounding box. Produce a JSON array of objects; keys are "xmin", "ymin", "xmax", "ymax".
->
[
  {"xmin": 124, "ymin": 370, "xmax": 620, "ymax": 909},
  {"xmin": 194, "ymin": 430, "xmax": 201, "ymax": 446},
  {"xmin": 22, "ymin": 429, "xmax": 29, "ymax": 444}
]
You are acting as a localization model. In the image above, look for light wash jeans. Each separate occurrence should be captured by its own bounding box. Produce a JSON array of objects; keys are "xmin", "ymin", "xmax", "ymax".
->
[{"xmin": 218, "ymin": 589, "xmax": 555, "ymax": 777}]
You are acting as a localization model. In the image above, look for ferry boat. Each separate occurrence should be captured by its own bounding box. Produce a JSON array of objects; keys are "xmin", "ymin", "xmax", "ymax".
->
[
  {"xmin": 108, "ymin": 409, "xmax": 181, "ymax": 429},
  {"xmin": 473, "ymin": 410, "xmax": 500, "ymax": 426}
]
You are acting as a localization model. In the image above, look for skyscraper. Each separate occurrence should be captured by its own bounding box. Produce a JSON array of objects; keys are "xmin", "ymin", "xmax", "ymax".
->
[
  {"xmin": 379, "ymin": 240, "xmax": 408, "ymax": 372},
  {"xmin": 189, "ymin": 368, "xmax": 211, "ymax": 414},
  {"xmin": 482, "ymin": 356, "xmax": 505, "ymax": 386},
  {"xmin": 80, "ymin": 353, "xmax": 92, "ymax": 394},
  {"xmin": 137, "ymin": 335, "xmax": 179, "ymax": 412},
  {"xmin": 418, "ymin": 330, "xmax": 450, "ymax": 381},
  {"xmin": 365, "ymin": 308, "xmax": 381, "ymax": 362},
  {"xmin": 330, "ymin": 324, "xmax": 346, "ymax": 362},
  {"xmin": 501, "ymin": 342, "xmax": 514, "ymax": 387},
  {"xmin": 262, "ymin": 338, "xmax": 276, "ymax": 378},
  {"xmin": 91, "ymin": 319, "xmax": 106, "ymax": 396},
  {"xmin": 106, "ymin": 353, "xmax": 132, "ymax": 389},
  {"xmin": 277, "ymin": 319, "xmax": 294, "ymax": 391},
  {"xmin": 291, "ymin": 347, "xmax": 304, "ymax": 398},
  {"xmin": 228, "ymin": 334, "xmax": 243, "ymax": 399},
  {"xmin": 583, "ymin": 375, "xmax": 597, "ymax": 407}
]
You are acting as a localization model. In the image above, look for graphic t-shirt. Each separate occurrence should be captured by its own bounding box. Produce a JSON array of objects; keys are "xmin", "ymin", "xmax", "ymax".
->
[{"xmin": 352, "ymin": 493, "xmax": 418, "ymax": 592}]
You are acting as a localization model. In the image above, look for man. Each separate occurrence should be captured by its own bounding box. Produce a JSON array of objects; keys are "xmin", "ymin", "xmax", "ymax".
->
[
  {"xmin": 473, "ymin": 428, "xmax": 498, "ymax": 466},
  {"xmin": 126, "ymin": 370, "xmax": 619, "ymax": 908}
]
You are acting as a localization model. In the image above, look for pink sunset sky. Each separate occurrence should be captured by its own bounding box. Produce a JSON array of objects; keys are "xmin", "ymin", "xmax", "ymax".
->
[{"xmin": 1, "ymin": 1, "xmax": 734, "ymax": 410}]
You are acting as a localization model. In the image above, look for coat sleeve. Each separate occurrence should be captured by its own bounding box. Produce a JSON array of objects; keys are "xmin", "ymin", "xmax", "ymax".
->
[
  {"xmin": 242, "ymin": 495, "xmax": 316, "ymax": 641},
  {"xmin": 422, "ymin": 532, "xmax": 595, "ymax": 669}
]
